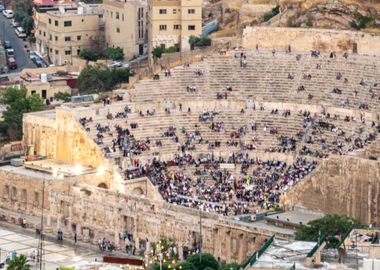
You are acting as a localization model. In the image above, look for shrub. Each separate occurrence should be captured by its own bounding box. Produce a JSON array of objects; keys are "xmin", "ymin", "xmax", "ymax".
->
[
  {"xmin": 186, "ymin": 253, "xmax": 219, "ymax": 270},
  {"xmin": 263, "ymin": 5, "xmax": 280, "ymax": 22}
]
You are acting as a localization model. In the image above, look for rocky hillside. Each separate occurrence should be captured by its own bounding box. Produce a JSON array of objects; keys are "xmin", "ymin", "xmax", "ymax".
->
[{"xmin": 266, "ymin": 0, "xmax": 380, "ymax": 32}]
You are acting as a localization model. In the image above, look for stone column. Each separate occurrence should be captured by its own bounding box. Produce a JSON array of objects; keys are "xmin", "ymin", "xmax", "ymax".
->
[
  {"xmin": 44, "ymin": 215, "xmax": 52, "ymax": 233},
  {"xmin": 83, "ymin": 228, "xmax": 90, "ymax": 242}
]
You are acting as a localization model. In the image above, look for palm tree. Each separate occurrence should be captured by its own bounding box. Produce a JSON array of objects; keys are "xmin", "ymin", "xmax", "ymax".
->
[{"xmin": 7, "ymin": 254, "xmax": 31, "ymax": 270}]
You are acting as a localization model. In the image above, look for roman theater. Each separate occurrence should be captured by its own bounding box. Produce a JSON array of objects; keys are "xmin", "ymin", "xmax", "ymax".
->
[{"xmin": 1, "ymin": 27, "xmax": 380, "ymax": 265}]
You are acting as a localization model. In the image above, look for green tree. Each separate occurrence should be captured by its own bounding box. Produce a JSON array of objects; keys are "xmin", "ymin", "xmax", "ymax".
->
[
  {"xmin": 54, "ymin": 92, "xmax": 71, "ymax": 102},
  {"xmin": 104, "ymin": 47, "xmax": 124, "ymax": 61},
  {"xmin": 77, "ymin": 64, "xmax": 113, "ymax": 94},
  {"xmin": 112, "ymin": 68, "xmax": 133, "ymax": 87},
  {"xmin": 77, "ymin": 64, "xmax": 132, "ymax": 94},
  {"xmin": 165, "ymin": 46, "xmax": 177, "ymax": 53},
  {"xmin": 220, "ymin": 263, "xmax": 240, "ymax": 270},
  {"xmin": 189, "ymin": 36, "xmax": 212, "ymax": 49},
  {"xmin": 186, "ymin": 253, "xmax": 219, "ymax": 270},
  {"xmin": 295, "ymin": 214, "xmax": 361, "ymax": 248},
  {"xmin": 175, "ymin": 261, "xmax": 196, "ymax": 270},
  {"xmin": 152, "ymin": 47, "xmax": 164, "ymax": 58},
  {"xmin": 14, "ymin": 0, "xmax": 33, "ymax": 34},
  {"xmin": 0, "ymin": 86, "xmax": 44, "ymax": 140},
  {"xmin": 79, "ymin": 49, "xmax": 99, "ymax": 62},
  {"xmin": 7, "ymin": 254, "xmax": 31, "ymax": 270},
  {"xmin": 263, "ymin": 5, "xmax": 280, "ymax": 22}
]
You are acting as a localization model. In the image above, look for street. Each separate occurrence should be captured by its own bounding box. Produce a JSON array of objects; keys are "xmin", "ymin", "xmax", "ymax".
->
[{"xmin": 0, "ymin": 14, "xmax": 36, "ymax": 72}]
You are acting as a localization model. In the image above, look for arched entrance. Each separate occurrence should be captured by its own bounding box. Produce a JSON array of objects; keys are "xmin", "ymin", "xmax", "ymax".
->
[
  {"xmin": 97, "ymin": 183, "xmax": 108, "ymax": 189},
  {"xmin": 132, "ymin": 187, "xmax": 144, "ymax": 196}
]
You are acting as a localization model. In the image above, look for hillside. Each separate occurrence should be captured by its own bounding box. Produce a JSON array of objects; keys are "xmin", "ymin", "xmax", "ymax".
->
[
  {"xmin": 265, "ymin": 0, "xmax": 380, "ymax": 32},
  {"xmin": 208, "ymin": 0, "xmax": 380, "ymax": 39}
]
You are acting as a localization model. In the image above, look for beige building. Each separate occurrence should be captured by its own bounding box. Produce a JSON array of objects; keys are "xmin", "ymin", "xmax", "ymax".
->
[
  {"xmin": 148, "ymin": 0, "xmax": 202, "ymax": 52},
  {"xmin": 34, "ymin": 4, "xmax": 104, "ymax": 65},
  {"xmin": 103, "ymin": 0, "xmax": 147, "ymax": 59}
]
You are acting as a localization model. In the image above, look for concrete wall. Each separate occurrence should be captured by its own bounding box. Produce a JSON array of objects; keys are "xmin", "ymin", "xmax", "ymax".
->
[
  {"xmin": 242, "ymin": 27, "xmax": 380, "ymax": 55},
  {"xmin": 281, "ymin": 156, "xmax": 380, "ymax": 225}
]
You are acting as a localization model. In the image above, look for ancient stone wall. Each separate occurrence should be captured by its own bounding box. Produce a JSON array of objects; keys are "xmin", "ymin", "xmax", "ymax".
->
[
  {"xmin": 281, "ymin": 156, "xmax": 380, "ymax": 225},
  {"xmin": 242, "ymin": 27, "xmax": 380, "ymax": 55}
]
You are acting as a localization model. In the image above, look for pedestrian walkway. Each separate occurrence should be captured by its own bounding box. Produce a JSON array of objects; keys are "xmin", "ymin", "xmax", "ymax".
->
[{"xmin": 0, "ymin": 227, "xmax": 102, "ymax": 269}]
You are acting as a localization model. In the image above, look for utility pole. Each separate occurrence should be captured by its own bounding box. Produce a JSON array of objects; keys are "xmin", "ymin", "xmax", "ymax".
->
[
  {"xmin": 199, "ymin": 208, "xmax": 202, "ymax": 264},
  {"xmin": 37, "ymin": 177, "xmax": 46, "ymax": 270}
]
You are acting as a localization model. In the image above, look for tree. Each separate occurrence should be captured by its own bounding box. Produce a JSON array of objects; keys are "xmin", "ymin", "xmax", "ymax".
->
[
  {"xmin": 152, "ymin": 47, "xmax": 164, "ymax": 58},
  {"xmin": 0, "ymin": 86, "xmax": 44, "ymax": 140},
  {"xmin": 79, "ymin": 49, "xmax": 99, "ymax": 62},
  {"xmin": 112, "ymin": 68, "xmax": 133, "ymax": 87},
  {"xmin": 175, "ymin": 261, "xmax": 196, "ymax": 270},
  {"xmin": 295, "ymin": 214, "xmax": 361, "ymax": 248},
  {"xmin": 77, "ymin": 64, "xmax": 132, "ymax": 94},
  {"xmin": 7, "ymin": 254, "xmax": 31, "ymax": 270},
  {"xmin": 220, "ymin": 263, "xmax": 240, "ymax": 270},
  {"xmin": 104, "ymin": 47, "xmax": 124, "ymax": 61},
  {"xmin": 186, "ymin": 253, "xmax": 219, "ymax": 270},
  {"xmin": 54, "ymin": 92, "xmax": 71, "ymax": 102},
  {"xmin": 189, "ymin": 36, "xmax": 212, "ymax": 50},
  {"xmin": 77, "ymin": 64, "xmax": 113, "ymax": 94}
]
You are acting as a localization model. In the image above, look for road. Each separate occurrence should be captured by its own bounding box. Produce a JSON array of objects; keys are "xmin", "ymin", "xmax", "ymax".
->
[{"xmin": 0, "ymin": 13, "xmax": 36, "ymax": 72}]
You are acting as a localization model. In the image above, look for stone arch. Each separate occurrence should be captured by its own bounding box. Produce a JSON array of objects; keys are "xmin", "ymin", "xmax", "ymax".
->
[
  {"xmin": 97, "ymin": 183, "xmax": 108, "ymax": 189},
  {"xmin": 132, "ymin": 187, "xmax": 144, "ymax": 196}
]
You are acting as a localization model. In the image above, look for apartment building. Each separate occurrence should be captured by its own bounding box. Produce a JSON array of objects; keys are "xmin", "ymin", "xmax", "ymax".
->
[
  {"xmin": 103, "ymin": 0, "xmax": 147, "ymax": 59},
  {"xmin": 34, "ymin": 4, "xmax": 104, "ymax": 65},
  {"xmin": 148, "ymin": 0, "xmax": 202, "ymax": 51}
]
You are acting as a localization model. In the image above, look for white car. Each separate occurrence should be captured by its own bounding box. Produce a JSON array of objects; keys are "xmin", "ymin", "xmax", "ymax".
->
[
  {"xmin": 15, "ymin": 27, "xmax": 26, "ymax": 38},
  {"xmin": 2, "ymin": 10, "xmax": 13, "ymax": 18},
  {"xmin": 107, "ymin": 61, "xmax": 122, "ymax": 69}
]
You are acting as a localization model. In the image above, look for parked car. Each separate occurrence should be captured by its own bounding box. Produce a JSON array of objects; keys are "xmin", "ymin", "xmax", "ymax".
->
[
  {"xmin": 10, "ymin": 19, "xmax": 18, "ymax": 28},
  {"xmin": 3, "ymin": 40, "xmax": 11, "ymax": 49},
  {"xmin": 5, "ymin": 48, "xmax": 14, "ymax": 58},
  {"xmin": 15, "ymin": 27, "xmax": 26, "ymax": 38},
  {"xmin": 0, "ymin": 5, "xmax": 5, "ymax": 12},
  {"xmin": 35, "ymin": 59, "xmax": 46, "ymax": 67},
  {"xmin": 7, "ymin": 57, "xmax": 17, "ymax": 69},
  {"xmin": 2, "ymin": 9, "xmax": 13, "ymax": 18},
  {"xmin": 107, "ymin": 61, "xmax": 122, "ymax": 69}
]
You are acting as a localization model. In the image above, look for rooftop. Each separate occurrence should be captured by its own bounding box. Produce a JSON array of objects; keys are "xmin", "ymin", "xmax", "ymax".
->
[
  {"xmin": 252, "ymin": 239, "xmax": 316, "ymax": 269},
  {"xmin": 265, "ymin": 209, "xmax": 325, "ymax": 227}
]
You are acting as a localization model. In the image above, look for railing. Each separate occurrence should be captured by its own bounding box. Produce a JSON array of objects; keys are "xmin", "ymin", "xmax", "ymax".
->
[
  {"xmin": 241, "ymin": 234, "xmax": 275, "ymax": 269},
  {"xmin": 306, "ymin": 235, "xmax": 325, "ymax": 258},
  {"xmin": 336, "ymin": 227, "xmax": 353, "ymax": 248}
]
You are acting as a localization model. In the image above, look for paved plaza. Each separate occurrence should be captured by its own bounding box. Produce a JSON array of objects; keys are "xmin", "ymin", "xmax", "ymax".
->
[{"xmin": 0, "ymin": 227, "xmax": 102, "ymax": 269}]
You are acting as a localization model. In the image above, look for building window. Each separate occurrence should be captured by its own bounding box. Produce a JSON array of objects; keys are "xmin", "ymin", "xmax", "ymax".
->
[
  {"xmin": 188, "ymin": 9, "xmax": 195, "ymax": 14},
  {"xmin": 43, "ymin": 32, "xmax": 46, "ymax": 37},
  {"xmin": 64, "ymin": 21, "xmax": 72, "ymax": 27},
  {"xmin": 55, "ymin": 20, "xmax": 58, "ymax": 26},
  {"xmin": 41, "ymin": 90, "xmax": 47, "ymax": 99},
  {"xmin": 159, "ymin": 25, "xmax": 167, "ymax": 31},
  {"xmin": 34, "ymin": 192, "xmax": 39, "ymax": 207},
  {"xmin": 21, "ymin": 189, "xmax": 27, "ymax": 204},
  {"xmin": 49, "ymin": 34, "xmax": 52, "ymax": 41},
  {"xmin": 65, "ymin": 50, "xmax": 71, "ymax": 55},
  {"xmin": 159, "ymin": 9, "xmax": 167, "ymax": 14},
  {"xmin": 173, "ymin": 9, "xmax": 176, "ymax": 14},
  {"xmin": 65, "ymin": 36, "xmax": 71, "ymax": 41},
  {"xmin": 39, "ymin": 30, "xmax": 41, "ymax": 35},
  {"xmin": 188, "ymin": 25, "xmax": 195, "ymax": 30},
  {"xmin": 116, "ymin": 12, "xmax": 119, "ymax": 19},
  {"xmin": 77, "ymin": 49, "xmax": 81, "ymax": 55},
  {"xmin": 48, "ymin": 18, "xmax": 51, "ymax": 24},
  {"xmin": 11, "ymin": 187, "xmax": 17, "ymax": 201},
  {"xmin": 3, "ymin": 185, "xmax": 9, "ymax": 199},
  {"xmin": 49, "ymin": 48, "xmax": 52, "ymax": 53},
  {"xmin": 116, "ymin": 27, "xmax": 120, "ymax": 33},
  {"xmin": 122, "ymin": 14, "xmax": 124, "ymax": 21},
  {"xmin": 55, "ymin": 50, "xmax": 59, "ymax": 55},
  {"xmin": 98, "ymin": 14, "xmax": 103, "ymax": 18},
  {"xmin": 31, "ymin": 90, "xmax": 36, "ymax": 95},
  {"xmin": 77, "ymin": 35, "xmax": 81, "ymax": 41},
  {"xmin": 111, "ymin": 11, "xmax": 113, "ymax": 18},
  {"xmin": 174, "ymin": 24, "xmax": 181, "ymax": 30},
  {"xmin": 55, "ymin": 36, "xmax": 58, "ymax": 41}
]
